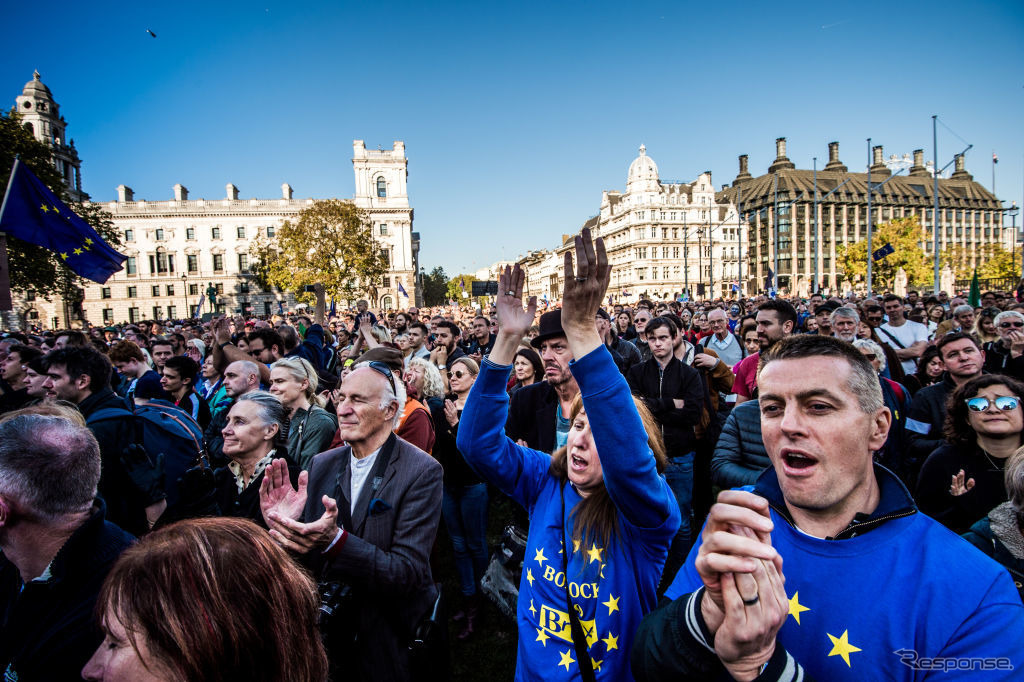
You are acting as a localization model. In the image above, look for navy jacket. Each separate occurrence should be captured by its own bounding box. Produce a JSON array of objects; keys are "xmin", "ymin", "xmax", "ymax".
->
[
  {"xmin": 0, "ymin": 501, "xmax": 134, "ymax": 681},
  {"xmin": 710, "ymin": 399, "xmax": 769, "ymax": 488}
]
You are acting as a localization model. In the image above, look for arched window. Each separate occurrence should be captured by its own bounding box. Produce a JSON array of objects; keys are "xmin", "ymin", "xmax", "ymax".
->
[
  {"xmin": 377, "ymin": 177, "xmax": 387, "ymax": 198},
  {"xmin": 23, "ymin": 122, "xmax": 33, "ymax": 135},
  {"xmin": 381, "ymin": 296, "xmax": 393, "ymax": 310}
]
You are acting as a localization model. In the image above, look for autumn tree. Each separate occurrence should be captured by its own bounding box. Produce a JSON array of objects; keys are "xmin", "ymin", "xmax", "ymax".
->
[
  {"xmin": 838, "ymin": 215, "xmax": 932, "ymax": 290},
  {"xmin": 0, "ymin": 111, "xmax": 121, "ymax": 302},
  {"xmin": 249, "ymin": 199, "xmax": 388, "ymax": 305},
  {"xmin": 420, "ymin": 266, "xmax": 448, "ymax": 306}
]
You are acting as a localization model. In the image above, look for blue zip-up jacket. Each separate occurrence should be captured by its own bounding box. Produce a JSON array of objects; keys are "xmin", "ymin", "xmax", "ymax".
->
[{"xmin": 458, "ymin": 345, "xmax": 680, "ymax": 681}]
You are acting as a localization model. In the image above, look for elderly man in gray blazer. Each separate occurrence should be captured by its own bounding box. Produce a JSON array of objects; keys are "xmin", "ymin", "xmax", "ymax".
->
[{"xmin": 260, "ymin": 363, "xmax": 443, "ymax": 682}]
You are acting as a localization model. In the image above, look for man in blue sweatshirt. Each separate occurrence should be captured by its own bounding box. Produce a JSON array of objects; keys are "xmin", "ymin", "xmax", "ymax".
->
[{"xmin": 632, "ymin": 335, "xmax": 1024, "ymax": 681}]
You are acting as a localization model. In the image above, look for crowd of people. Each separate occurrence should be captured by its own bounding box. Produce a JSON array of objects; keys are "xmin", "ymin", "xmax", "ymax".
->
[{"xmin": 1, "ymin": 246, "xmax": 1024, "ymax": 680}]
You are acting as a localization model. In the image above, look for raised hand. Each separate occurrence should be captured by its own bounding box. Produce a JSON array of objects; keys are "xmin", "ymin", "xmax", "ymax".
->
[
  {"xmin": 259, "ymin": 459, "xmax": 309, "ymax": 524},
  {"xmin": 495, "ymin": 264, "xmax": 537, "ymax": 339},
  {"xmin": 487, "ymin": 264, "xmax": 538, "ymax": 366},
  {"xmin": 561, "ymin": 227, "xmax": 611, "ymax": 358},
  {"xmin": 444, "ymin": 399, "xmax": 459, "ymax": 427},
  {"xmin": 950, "ymin": 469, "xmax": 976, "ymax": 497}
]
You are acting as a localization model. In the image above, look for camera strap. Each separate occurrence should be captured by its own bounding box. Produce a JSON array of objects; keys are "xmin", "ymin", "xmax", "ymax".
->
[
  {"xmin": 334, "ymin": 432, "xmax": 398, "ymax": 535},
  {"xmin": 560, "ymin": 481, "xmax": 597, "ymax": 682}
]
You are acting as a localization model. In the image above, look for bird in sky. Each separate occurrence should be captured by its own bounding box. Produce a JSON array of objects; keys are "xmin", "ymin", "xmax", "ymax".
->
[{"xmin": 146, "ymin": 29, "xmax": 157, "ymax": 38}]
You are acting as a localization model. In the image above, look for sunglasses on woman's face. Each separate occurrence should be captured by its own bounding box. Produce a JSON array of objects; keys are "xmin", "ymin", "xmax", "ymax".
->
[
  {"xmin": 965, "ymin": 396, "xmax": 1021, "ymax": 412},
  {"xmin": 451, "ymin": 369, "xmax": 469, "ymax": 379}
]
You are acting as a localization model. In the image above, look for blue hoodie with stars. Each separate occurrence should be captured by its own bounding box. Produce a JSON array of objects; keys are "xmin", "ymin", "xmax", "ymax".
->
[
  {"xmin": 458, "ymin": 344, "xmax": 681, "ymax": 681},
  {"xmin": 638, "ymin": 465, "xmax": 1024, "ymax": 681}
]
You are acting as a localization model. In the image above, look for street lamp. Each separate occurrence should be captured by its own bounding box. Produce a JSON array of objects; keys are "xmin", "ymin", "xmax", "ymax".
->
[{"xmin": 181, "ymin": 273, "xmax": 189, "ymax": 320}]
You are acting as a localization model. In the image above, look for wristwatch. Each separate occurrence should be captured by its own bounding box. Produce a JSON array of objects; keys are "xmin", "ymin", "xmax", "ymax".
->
[{"xmin": 219, "ymin": 340, "xmax": 233, "ymax": 350}]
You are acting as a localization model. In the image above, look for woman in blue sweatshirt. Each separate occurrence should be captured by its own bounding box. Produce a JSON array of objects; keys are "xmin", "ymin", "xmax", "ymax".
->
[{"xmin": 457, "ymin": 233, "xmax": 680, "ymax": 681}]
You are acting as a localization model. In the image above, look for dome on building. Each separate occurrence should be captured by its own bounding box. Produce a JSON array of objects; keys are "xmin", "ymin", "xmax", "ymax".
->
[
  {"xmin": 626, "ymin": 144, "xmax": 660, "ymax": 193},
  {"xmin": 22, "ymin": 71, "xmax": 53, "ymax": 99}
]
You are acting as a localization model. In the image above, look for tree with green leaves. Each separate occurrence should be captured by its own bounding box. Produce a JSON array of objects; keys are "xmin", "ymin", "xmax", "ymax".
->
[
  {"xmin": 446, "ymin": 273, "xmax": 479, "ymax": 303},
  {"xmin": 0, "ymin": 111, "xmax": 121, "ymax": 304},
  {"xmin": 942, "ymin": 243, "xmax": 1019, "ymax": 281},
  {"xmin": 249, "ymin": 199, "xmax": 388, "ymax": 306},
  {"xmin": 838, "ymin": 216, "xmax": 932, "ymax": 290},
  {"xmin": 420, "ymin": 266, "xmax": 448, "ymax": 306}
]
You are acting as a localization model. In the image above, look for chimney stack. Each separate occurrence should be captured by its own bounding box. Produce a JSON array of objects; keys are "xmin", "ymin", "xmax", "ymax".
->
[
  {"xmin": 226, "ymin": 183, "xmax": 239, "ymax": 200},
  {"xmin": 909, "ymin": 149, "xmax": 928, "ymax": 177},
  {"xmin": 951, "ymin": 153, "xmax": 972, "ymax": 180},
  {"xmin": 824, "ymin": 141, "xmax": 848, "ymax": 172},
  {"xmin": 116, "ymin": 185, "xmax": 134, "ymax": 202},
  {"xmin": 768, "ymin": 137, "xmax": 796, "ymax": 174},
  {"xmin": 869, "ymin": 145, "xmax": 891, "ymax": 177},
  {"xmin": 281, "ymin": 183, "xmax": 293, "ymax": 200},
  {"xmin": 734, "ymin": 154, "xmax": 752, "ymax": 184},
  {"xmin": 173, "ymin": 184, "xmax": 188, "ymax": 201}
]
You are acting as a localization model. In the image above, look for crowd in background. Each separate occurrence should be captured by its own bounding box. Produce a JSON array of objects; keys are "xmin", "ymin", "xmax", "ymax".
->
[{"xmin": 3, "ymin": 274, "xmax": 1024, "ymax": 680}]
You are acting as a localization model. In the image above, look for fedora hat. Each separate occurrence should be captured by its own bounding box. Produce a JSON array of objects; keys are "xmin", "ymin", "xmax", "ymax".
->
[{"xmin": 530, "ymin": 309, "xmax": 566, "ymax": 349}]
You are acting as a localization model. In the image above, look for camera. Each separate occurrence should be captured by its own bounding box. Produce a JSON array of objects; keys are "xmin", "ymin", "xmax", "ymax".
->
[
  {"xmin": 318, "ymin": 580, "xmax": 354, "ymax": 629},
  {"xmin": 303, "ymin": 285, "xmax": 317, "ymax": 293}
]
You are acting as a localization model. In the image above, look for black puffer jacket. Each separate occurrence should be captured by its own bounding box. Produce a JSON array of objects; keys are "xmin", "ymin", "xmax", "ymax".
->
[{"xmin": 710, "ymin": 399, "xmax": 769, "ymax": 488}]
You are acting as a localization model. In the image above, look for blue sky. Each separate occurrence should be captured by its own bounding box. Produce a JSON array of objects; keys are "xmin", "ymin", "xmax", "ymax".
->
[{"xmin": 3, "ymin": 0, "xmax": 1022, "ymax": 277}]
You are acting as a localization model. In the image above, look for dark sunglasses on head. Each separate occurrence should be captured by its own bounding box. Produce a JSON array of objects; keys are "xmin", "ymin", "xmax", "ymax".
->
[
  {"xmin": 366, "ymin": 361, "xmax": 398, "ymax": 396},
  {"xmin": 965, "ymin": 396, "xmax": 1021, "ymax": 412}
]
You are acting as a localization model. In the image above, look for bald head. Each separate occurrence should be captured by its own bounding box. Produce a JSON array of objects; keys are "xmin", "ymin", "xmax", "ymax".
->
[{"xmin": 223, "ymin": 360, "xmax": 260, "ymax": 398}]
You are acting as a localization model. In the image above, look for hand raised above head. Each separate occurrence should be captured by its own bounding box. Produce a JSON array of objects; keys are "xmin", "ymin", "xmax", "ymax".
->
[
  {"xmin": 560, "ymin": 227, "xmax": 610, "ymax": 356},
  {"xmin": 495, "ymin": 264, "xmax": 537, "ymax": 340}
]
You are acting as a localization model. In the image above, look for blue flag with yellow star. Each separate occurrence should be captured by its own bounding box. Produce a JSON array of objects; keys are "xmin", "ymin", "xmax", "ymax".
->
[{"xmin": 0, "ymin": 158, "xmax": 126, "ymax": 283}]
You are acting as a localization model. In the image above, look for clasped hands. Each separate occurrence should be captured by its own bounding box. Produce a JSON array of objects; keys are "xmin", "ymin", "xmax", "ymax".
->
[
  {"xmin": 259, "ymin": 459, "xmax": 340, "ymax": 554},
  {"xmin": 695, "ymin": 490, "xmax": 789, "ymax": 681}
]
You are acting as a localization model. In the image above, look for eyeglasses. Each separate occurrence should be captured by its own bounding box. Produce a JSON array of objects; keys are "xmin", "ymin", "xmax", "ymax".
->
[
  {"xmin": 366, "ymin": 361, "xmax": 398, "ymax": 396},
  {"xmin": 999, "ymin": 322, "xmax": 1024, "ymax": 329},
  {"xmin": 450, "ymin": 369, "xmax": 471, "ymax": 379},
  {"xmin": 965, "ymin": 396, "xmax": 1021, "ymax": 412},
  {"xmin": 247, "ymin": 346, "xmax": 265, "ymax": 356}
]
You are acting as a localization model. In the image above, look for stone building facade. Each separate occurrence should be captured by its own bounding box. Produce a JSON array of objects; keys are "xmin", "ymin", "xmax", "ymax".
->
[
  {"xmin": 19, "ymin": 143, "xmax": 419, "ymax": 328},
  {"xmin": 520, "ymin": 145, "xmax": 746, "ymax": 303},
  {"xmin": 719, "ymin": 138, "xmax": 1009, "ymax": 296}
]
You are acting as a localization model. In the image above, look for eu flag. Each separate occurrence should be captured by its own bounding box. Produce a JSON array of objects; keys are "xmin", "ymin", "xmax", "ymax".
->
[
  {"xmin": 0, "ymin": 158, "xmax": 126, "ymax": 283},
  {"xmin": 398, "ymin": 282, "xmax": 408, "ymax": 298}
]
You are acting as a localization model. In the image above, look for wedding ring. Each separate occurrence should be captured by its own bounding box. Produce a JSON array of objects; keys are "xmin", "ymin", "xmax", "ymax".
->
[
  {"xmin": 506, "ymin": 290, "xmax": 515, "ymax": 296},
  {"xmin": 742, "ymin": 594, "xmax": 760, "ymax": 606},
  {"xmin": 575, "ymin": 276, "xmax": 587, "ymax": 282}
]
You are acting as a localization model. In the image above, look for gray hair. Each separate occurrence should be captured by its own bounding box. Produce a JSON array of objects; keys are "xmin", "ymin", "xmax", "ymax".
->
[
  {"xmin": 994, "ymin": 310, "xmax": 1024, "ymax": 328},
  {"xmin": 236, "ymin": 391, "xmax": 287, "ymax": 446},
  {"xmin": 830, "ymin": 306, "xmax": 860, "ymax": 325},
  {"xmin": 759, "ymin": 335, "xmax": 883, "ymax": 414},
  {"xmin": 852, "ymin": 339, "xmax": 887, "ymax": 373},
  {"xmin": 0, "ymin": 415, "xmax": 100, "ymax": 519},
  {"xmin": 408, "ymin": 357, "xmax": 445, "ymax": 400},
  {"xmin": 1007, "ymin": 447, "xmax": 1024, "ymax": 517},
  {"xmin": 953, "ymin": 304, "xmax": 975, "ymax": 317},
  {"xmin": 353, "ymin": 362, "xmax": 406, "ymax": 429}
]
